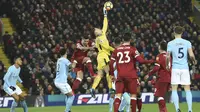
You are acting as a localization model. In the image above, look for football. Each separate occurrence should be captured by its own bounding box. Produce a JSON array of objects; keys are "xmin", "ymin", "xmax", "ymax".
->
[{"xmin": 104, "ymin": 1, "xmax": 113, "ymax": 11}]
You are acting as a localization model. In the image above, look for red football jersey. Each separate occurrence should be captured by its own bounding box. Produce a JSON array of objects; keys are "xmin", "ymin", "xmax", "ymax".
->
[
  {"xmin": 150, "ymin": 52, "xmax": 171, "ymax": 82},
  {"xmin": 71, "ymin": 40, "xmax": 94, "ymax": 60},
  {"xmin": 110, "ymin": 44, "xmax": 140, "ymax": 78}
]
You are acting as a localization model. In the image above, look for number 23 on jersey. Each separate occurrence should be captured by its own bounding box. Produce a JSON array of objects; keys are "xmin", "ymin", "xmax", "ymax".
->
[{"xmin": 117, "ymin": 51, "xmax": 131, "ymax": 63}]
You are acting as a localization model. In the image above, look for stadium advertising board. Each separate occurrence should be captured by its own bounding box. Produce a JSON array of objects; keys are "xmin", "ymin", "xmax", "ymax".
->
[
  {"xmin": 0, "ymin": 96, "xmax": 37, "ymax": 108},
  {"xmin": 45, "ymin": 93, "xmax": 156, "ymax": 106}
]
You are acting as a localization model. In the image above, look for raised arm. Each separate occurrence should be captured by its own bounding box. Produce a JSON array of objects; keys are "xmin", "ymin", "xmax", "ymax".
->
[{"xmin": 102, "ymin": 16, "xmax": 108, "ymax": 35}]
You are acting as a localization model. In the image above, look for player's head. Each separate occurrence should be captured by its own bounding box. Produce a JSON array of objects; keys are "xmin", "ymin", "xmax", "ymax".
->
[
  {"xmin": 14, "ymin": 58, "xmax": 22, "ymax": 66},
  {"xmin": 123, "ymin": 32, "xmax": 131, "ymax": 42},
  {"xmin": 114, "ymin": 38, "xmax": 121, "ymax": 47},
  {"xmin": 60, "ymin": 48, "xmax": 68, "ymax": 57},
  {"xmin": 94, "ymin": 28, "xmax": 102, "ymax": 37},
  {"xmin": 174, "ymin": 26, "xmax": 184, "ymax": 37},
  {"xmin": 82, "ymin": 36, "xmax": 90, "ymax": 46},
  {"xmin": 159, "ymin": 41, "xmax": 167, "ymax": 52}
]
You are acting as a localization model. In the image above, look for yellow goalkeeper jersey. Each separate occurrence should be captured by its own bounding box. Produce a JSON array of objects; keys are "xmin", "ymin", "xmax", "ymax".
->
[{"xmin": 95, "ymin": 17, "xmax": 114, "ymax": 56}]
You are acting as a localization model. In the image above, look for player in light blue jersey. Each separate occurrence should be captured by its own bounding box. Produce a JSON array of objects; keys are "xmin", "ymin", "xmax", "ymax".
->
[
  {"xmin": 54, "ymin": 48, "xmax": 76, "ymax": 112},
  {"xmin": 3, "ymin": 58, "xmax": 28, "ymax": 112},
  {"xmin": 166, "ymin": 26, "xmax": 197, "ymax": 112}
]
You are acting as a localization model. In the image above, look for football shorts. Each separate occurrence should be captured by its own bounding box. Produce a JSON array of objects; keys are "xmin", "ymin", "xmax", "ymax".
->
[
  {"xmin": 154, "ymin": 82, "xmax": 170, "ymax": 97},
  {"xmin": 3, "ymin": 85, "xmax": 22, "ymax": 96},
  {"xmin": 171, "ymin": 69, "xmax": 190, "ymax": 85},
  {"xmin": 54, "ymin": 82, "xmax": 72, "ymax": 94},
  {"xmin": 97, "ymin": 53, "xmax": 110, "ymax": 70}
]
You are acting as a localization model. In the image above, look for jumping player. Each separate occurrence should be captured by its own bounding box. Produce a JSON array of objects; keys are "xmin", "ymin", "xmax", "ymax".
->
[
  {"xmin": 109, "ymin": 33, "xmax": 154, "ymax": 112},
  {"xmin": 166, "ymin": 26, "xmax": 197, "ymax": 112},
  {"xmin": 90, "ymin": 6, "xmax": 114, "ymax": 97},
  {"xmin": 54, "ymin": 48, "xmax": 76, "ymax": 112},
  {"xmin": 145, "ymin": 41, "xmax": 171, "ymax": 112},
  {"xmin": 3, "ymin": 58, "xmax": 28, "ymax": 112},
  {"xmin": 71, "ymin": 37, "xmax": 96, "ymax": 91}
]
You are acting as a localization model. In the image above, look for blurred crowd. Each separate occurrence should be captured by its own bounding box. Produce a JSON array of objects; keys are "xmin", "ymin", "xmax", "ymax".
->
[{"xmin": 0, "ymin": 0, "xmax": 200, "ymax": 96}]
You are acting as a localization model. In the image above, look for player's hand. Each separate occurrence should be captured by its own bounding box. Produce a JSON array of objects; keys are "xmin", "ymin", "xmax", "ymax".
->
[
  {"xmin": 9, "ymin": 86, "xmax": 16, "ymax": 91},
  {"xmin": 103, "ymin": 7, "xmax": 107, "ymax": 16},
  {"xmin": 144, "ymin": 75, "xmax": 149, "ymax": 80}
]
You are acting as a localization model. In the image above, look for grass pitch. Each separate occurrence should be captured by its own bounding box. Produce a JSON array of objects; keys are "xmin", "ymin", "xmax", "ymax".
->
[{"xmin": 0, "ymin": 103, "xmax": 199, "ymax": 112}]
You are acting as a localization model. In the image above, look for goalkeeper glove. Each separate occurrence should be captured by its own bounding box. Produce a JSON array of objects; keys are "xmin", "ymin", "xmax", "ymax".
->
[{"xmin": 103, "ymin": 7, "xmax": 107, "ymax": 16}]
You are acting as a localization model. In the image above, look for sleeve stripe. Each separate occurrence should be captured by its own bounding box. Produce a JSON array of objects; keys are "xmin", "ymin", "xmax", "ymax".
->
[
  {"xmin": 111, "ymin": 57, "xmax": 115, "ymax": 60},
  {"xmin": 155, "ymin": 63, "xmax": 160, "ymax": 66},
  {"xmin": 135, "ymin": 55, "xmax": 139, "ymax": 58}
]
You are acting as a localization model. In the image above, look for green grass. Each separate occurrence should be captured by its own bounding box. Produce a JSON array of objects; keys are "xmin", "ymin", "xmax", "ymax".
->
[{"xmin": 0, "ymin": 103, "xmax": 199, "ymax": 112}]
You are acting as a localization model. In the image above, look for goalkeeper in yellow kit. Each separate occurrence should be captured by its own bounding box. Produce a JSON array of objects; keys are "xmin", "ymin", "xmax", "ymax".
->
[{"xmin": 90, "ymin": 6, "xmax": 114, "ymax": 98}]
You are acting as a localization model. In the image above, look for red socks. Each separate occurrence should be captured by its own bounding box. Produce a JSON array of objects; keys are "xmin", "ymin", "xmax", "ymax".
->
[
  {"xmin": 131, "ymin": 98, "xmax": 137, "ymax": 112},
  {"xmin": 114, "ymin": 98, "xmax": 121, "ymax": 112},
  {"xmin": 158, "ymin": 98, "xmax": 168, "ymax": 112},
  {"xmin": 72, "ymin": 78, "xmax": 82, "ymax": 90},
  {"xmin": 137, "ymin": 98, "xmax": 142, "ymax": 112},
  {"xmin": 86, "ymin": 62, "xmax": 95, "ymax": 76}
]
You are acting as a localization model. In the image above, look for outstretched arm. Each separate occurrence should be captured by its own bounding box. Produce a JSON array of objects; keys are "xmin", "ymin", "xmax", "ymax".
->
[
  {"xmin": 102, "ymin": 7, "xmax": 108, "ymax": 35},
  {"xmin": 136, "ymin": 56, "xmax": 154, "ymax": 64},
  {"xmin": 148, "ymin": 65, "xmax": 160, "ymax": 76}
]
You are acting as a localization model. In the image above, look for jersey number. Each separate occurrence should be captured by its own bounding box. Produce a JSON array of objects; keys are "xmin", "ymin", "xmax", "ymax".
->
[
  {"xmin": 178, "ymin": 47, "xmax": 184, "ymax": 59},
  {"xmin": 117, "ymin": 51, "xmax": 130, "ymax": 63}
]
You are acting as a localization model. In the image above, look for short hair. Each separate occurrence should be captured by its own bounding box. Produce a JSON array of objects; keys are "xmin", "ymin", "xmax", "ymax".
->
[
  {"xmin": 174, "ymin": 26, "xmax": 184, "ymax": 34},
  {"xmin": 114, "ymin": 38, "xmax": 121, "ymax": 45},
  {"xmin": 160, "ymin": 41, "xmax": 167, "ymax": 51},
  {"xmin": 123, "ymin": 32, "xmax": 131, "ymax": 42},
  {"xmin": 60, "ymin": 48, "xmax": 67, "ymax": 56}
]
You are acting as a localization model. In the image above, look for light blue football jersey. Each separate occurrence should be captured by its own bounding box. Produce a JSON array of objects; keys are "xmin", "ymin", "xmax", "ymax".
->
[
  {"xmin": 54, "ymin": 57, "xmax": 71, "ymax": 83},
  {"xmin": 3, "ymin": 65, "xmax": 22, "ymax": 88},
  {"xmin": 167, "ymin": 38, "xmax": 192, "ymax": 69}
]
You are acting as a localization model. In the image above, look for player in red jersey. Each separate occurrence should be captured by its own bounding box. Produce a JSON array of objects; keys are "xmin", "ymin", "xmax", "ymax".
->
[
  {"xmin": 144, "ymin": 41, "xmax": 171, "ymax": 112},
  {"xmin": 71, "ymin": 37, "xmax": 96, "ymax": 91},
  {"xmin": 109, "ymin": 33, "xmax": 154, "ymax": 112}
]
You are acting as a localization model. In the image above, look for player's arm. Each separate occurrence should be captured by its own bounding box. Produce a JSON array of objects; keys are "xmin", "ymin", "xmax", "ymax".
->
[
  {"xmin": 66, "ymin": 59, "xmax": 76, "ymax": 69},
  {"xmin": 17, "ymin": 75, "xmax": 23, "ymax": 84},
  {"xmin": 166, "ymin": 43, "xmax": 171, "ymax": 70},
  {"xmin": 102, "ymin": 7, "xmax": 108, "ymax": 35},
  {"xmin": 148, "ymin": 64, "xmax": 160, "ymax": 76},
  {"xmin": 133, "ymin": 49, "xmax": 154, "ymax": 64},
  {"xmin": 77, "ymin": 43, "xmax": 93, "ymax": 51},
  {"xmin": 188, "ymin": 42, "xmax": 197, "ymax": 65},
  {"xmin": 3, "ymin": 67, "xmax": 12, "ymax": 87}
]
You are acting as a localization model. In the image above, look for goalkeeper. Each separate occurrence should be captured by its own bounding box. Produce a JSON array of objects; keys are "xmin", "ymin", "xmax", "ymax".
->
[{"xmin": 90, "ymin": 5, "xmax": 114, "ymax": 98}]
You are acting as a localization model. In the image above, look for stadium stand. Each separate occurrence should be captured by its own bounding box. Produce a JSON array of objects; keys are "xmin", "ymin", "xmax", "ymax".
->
[{"xmin": 0, "ymin": 0, "xmax": 200, "ymax": 96}]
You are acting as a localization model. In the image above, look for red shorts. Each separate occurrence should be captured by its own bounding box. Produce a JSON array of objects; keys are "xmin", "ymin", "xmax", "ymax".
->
[
  {"xmin": 154, "ymin": 82, "xmax": 170, "ymax": 97},
  {"xmin": 73, "ymin": 56, "xmax": 85, "ymax": 72},
  {"xmin": 115, "ymin": 78, "xmax": 137, "ymax": 94}
]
